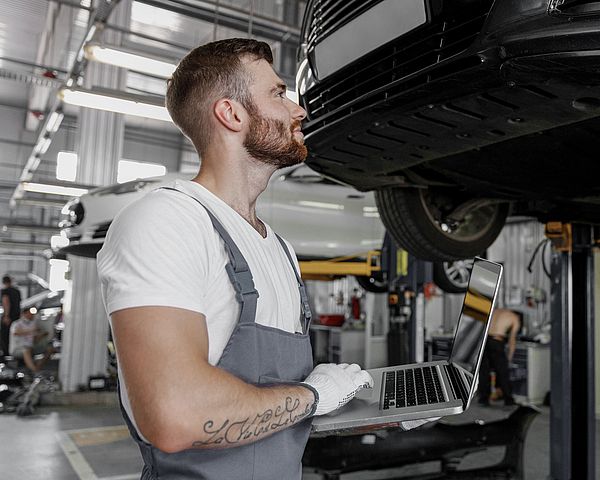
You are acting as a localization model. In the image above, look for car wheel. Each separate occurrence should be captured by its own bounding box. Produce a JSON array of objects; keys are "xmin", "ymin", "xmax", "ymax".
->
[
  {"xmin": 375, "ymin": 188, "xmax": 508, "ymax": 261},
  {"xmin": 355, "ymin": 273, "xmax": 388, "ymax": 293},
  {"xmin": 433, "ymin": 259, "xmax": 474, "ymax": 293}
]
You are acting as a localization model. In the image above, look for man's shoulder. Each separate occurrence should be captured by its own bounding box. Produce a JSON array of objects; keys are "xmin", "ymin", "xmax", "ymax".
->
[{"xmin": 111, "ymin": 185, "xmax": 212, "ymax": 233}]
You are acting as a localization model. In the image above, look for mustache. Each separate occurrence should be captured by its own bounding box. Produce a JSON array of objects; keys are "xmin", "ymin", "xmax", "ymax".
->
[{"xmin": 290, "ymin": 120, "xmax": 302, "ymax": 132}]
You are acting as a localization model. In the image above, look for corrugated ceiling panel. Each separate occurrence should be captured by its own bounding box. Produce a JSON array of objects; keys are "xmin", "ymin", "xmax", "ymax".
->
[{"xmin": 0, "ymin": 0, "xmax": 49, "ymax": 68}]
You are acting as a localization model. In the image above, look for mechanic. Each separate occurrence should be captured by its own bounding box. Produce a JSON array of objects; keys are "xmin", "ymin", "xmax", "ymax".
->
[
  {"xmin": 9, "ymin": 308, "xmax": 53, "ymax": 373},
  {"xmin": 1, "ymin": 275, "xmax": 21, "ymax": 357},
  {"xmin": 97, "ymin": 38, "xmax": 373, "ymax": 479},
  {"xmin": 478, "ymin": 308, "xmax": 521, "ymax": 406}
]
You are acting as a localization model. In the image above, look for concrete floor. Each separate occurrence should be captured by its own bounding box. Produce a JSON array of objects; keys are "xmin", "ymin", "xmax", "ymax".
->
[{"xmin": 0, "ymin": 401, "xmax": 598, "ymax": 480}]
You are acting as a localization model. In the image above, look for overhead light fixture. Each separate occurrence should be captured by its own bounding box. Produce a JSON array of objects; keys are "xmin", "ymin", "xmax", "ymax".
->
[
  {"xmin": 33, "ymin": 136, "xmax": 52, "ymax": 156},
  {"xmin": 83, "ymin": 44, "xmax": 301, "ymax": 105},
  {"xmin": 59, "ymin": 87, "xmax": 172, "ymax": 122},
  {"xmin": 22, "ymin": 182, "xmax": 88, "ymax": 197},
  {"xmin": 84, "ymin": 43, "xmax": 176, "ymax": 78},
  {"xmin": 46, "ymin": 110, "xmax": 64, "ymax": 133}
]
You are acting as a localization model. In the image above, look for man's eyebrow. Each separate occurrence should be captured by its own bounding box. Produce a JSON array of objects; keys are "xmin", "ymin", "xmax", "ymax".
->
[{"xmin": 272, "ymin": 82, "xmax": 287, "ymax": 93}]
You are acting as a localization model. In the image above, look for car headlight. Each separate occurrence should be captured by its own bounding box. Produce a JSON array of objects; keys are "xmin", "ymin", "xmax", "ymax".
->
[{"xmin": 59, "ymin": 198, "xmax": 85, "ymax": 228}]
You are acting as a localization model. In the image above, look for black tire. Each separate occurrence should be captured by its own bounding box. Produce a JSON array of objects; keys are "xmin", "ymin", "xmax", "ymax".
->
[
  {"xmin": 375, "ymin": 188, "xmax": 508, "ymax": 261},
  {"xmin": 355, "ymin": 274, "xmax": 388, "ymax": 293},
  {"xmin": 433, "ymin": 259, "xmax": 473, "ymax": 293}
]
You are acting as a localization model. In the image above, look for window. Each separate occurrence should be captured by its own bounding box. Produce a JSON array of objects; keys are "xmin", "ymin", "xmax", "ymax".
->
[
  {"xmin": 117, "ymin": 159, "xmax": 166, "ymax": 183},
  {"xmin": 48, "ymin": 259, "xmax": 69, "ymax": 292},
  {"xmin": 56, "ymin": 152, "xmax": 78, "ymax": 182}
]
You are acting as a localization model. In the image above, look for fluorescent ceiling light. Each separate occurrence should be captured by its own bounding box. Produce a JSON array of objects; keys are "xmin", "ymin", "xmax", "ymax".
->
[
  {"xmin": 46, "ymin": 111, "xmax": 64, "ymax": 133},
  {"xmin": 84, "ymin": 44, "xmax": 176, "ymax": 78},
  {"xmin": 22, "ymin": 182, "xmax": 88, "ymax": 197},
  {"xmin": 56, "ymin": 152, "xmax": 78, "ymax": 182},
  {"xmin": 59, "ymin": 87, "xmax": 172, "ymax": 122},
  {"xmin": 84, "ymin": 44, "xmax": 301, "ymax": 104},
  {"xmin": 33, "ymin": 137, "xmax": 51, "ymax": 156}
]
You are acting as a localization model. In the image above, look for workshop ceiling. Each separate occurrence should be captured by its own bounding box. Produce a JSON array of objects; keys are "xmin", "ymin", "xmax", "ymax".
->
[{"xmin": 0, "ymin": 0, "xmax": 304, "ymax": 254}]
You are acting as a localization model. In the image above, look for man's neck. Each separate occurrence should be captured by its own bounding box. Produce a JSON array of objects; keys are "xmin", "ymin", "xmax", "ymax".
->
[{"xmin": 191, "ymin": 147, "xmax": 277, "ymax": 231}]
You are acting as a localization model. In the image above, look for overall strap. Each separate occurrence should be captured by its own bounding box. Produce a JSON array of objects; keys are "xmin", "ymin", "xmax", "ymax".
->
[
  {"xmin": 274, "ymin": 233, "xmax": 313, "ymax": 333},
  {"xmin": 160, "ymin": 186, "xmax": 259, "ymax": 325}
]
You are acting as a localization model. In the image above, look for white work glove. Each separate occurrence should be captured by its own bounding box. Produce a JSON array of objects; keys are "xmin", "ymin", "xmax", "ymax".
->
[{"xmin": 303, "ymin": 363, "xmax": 373, "ymax": 416}]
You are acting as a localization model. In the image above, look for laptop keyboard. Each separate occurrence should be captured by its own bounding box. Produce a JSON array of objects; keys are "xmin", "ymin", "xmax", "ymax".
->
[{"xmin": 382, "ymin": 366, "xmax": 445, "ymax": 410}]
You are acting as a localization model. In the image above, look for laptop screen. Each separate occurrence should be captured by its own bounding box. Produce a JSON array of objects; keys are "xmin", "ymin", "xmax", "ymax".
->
[{"xmin": 449, "ymin": 258, "xmax": 502, "ymax": 376}]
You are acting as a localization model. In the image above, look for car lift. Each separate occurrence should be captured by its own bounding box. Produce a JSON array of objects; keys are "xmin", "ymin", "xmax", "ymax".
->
[
  {"xmin": 299, "ymin": 226, "xmax": 597, "ymax": 479},
  {"xmin": 545, "ymin": 222, "xmax": 597, "ymax": 480}
]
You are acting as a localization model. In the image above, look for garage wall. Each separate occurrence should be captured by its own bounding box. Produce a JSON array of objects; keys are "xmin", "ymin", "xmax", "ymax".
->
[{"xmin": 122, "ymin": 125, "xmax": 183, "ymax": 173}]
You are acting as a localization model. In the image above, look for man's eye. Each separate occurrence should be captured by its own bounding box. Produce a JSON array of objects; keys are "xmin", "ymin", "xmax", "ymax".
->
[{"xmin": 277, "ymin": 91, "xmax": 286, "ymax": 98}]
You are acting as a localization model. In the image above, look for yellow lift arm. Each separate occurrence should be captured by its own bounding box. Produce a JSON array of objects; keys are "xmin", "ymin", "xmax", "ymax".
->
[{"xmin": 299, "ymin": 250, "xmax": 382, "ymax": 281}]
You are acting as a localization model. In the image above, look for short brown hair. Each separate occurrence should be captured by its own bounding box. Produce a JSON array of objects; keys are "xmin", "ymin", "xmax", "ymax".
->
[{"xmin": 166, "ymin": 38, "xmax": 273, "ymax": 155}]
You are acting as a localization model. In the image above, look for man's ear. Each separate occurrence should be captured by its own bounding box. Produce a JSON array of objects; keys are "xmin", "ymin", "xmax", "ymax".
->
[{"xmin": 213, "ymin": 98, "xmax": 245, "ymax": 133}]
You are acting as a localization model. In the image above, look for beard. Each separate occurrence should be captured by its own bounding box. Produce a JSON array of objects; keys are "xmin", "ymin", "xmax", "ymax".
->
[{"xmin": 243, "ymin": 109, "xmax": 308, "ymax": 168}]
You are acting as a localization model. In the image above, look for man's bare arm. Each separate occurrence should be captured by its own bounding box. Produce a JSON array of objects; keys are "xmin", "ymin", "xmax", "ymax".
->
[
  {"xmin": 507, "ymin": 314, "xmax": 519, "ymax": 362},
  {"xmin": 111, "ymin": 306, "xmax": 316, "ymax": 453},
  {"xmin": 2, "ymin": 295, "xmax": 10, "ymax": 325}
]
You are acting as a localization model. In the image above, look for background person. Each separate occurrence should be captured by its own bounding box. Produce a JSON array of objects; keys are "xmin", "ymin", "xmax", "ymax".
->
[
  {"xmin": 1, "ymin": 275, "xmax": 21, "ymax": 357},
  {"xmin": 9, "ymin": 308, "xmax": 53, "ymax": 373},
  {"xmin": 478, "ymin": 308, "xmax": 521, "ymax": 406}
]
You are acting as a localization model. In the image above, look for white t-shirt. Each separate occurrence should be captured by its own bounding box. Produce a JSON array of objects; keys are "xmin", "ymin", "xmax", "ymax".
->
[
  {"xmin": 97, "ymin": 179, "xmax": 303, "ymax": 437},
  {"xmin": 9, "ymin": 318, "xmax": 37, "ymax": 354}
]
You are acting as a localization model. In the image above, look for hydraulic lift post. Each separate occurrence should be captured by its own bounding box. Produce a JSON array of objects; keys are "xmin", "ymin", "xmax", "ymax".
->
[{"xmin": 547, "ymin": 222, "xmax": 596, "ymax": 480}]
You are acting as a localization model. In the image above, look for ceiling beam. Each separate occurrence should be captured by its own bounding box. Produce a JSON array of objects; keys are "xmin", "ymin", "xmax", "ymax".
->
[
  {"xmin": 0, "ymin": 240, "xmax": 51, "ymax": 251},
  {"xmin": 2, "ymin": 224, "xmax": 61, "ymax": 235},
  {"xmin": 135, "ymin": 0, "xmax": 301, "ymax": 45}
]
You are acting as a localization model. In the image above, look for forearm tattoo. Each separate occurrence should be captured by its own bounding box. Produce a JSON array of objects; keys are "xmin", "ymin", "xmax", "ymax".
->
[{"xmin": 192, "ymin": 396, "xmax": 312, "ymax": 448}]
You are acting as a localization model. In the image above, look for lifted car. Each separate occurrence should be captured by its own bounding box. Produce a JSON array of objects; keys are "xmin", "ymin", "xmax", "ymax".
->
[{"xmin": 297, "ymin": 0, "xmax": 600, "ymax": 261}]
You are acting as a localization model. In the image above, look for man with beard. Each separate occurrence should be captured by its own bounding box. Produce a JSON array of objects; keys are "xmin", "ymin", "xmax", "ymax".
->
[{"xmin": 97, "ymin": 39, "xmax": 373, "ymax": 479}]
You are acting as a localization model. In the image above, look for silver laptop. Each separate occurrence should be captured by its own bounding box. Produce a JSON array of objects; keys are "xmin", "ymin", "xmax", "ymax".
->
[{"xmin": 311, "ymin": 257, "xmax": 503, "ymax": 434}]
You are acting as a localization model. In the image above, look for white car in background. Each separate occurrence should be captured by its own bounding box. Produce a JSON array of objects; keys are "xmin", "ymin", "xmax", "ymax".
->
[{"xmin": 59, "ymin": 165, "xmax": 388, "ymax": 291}]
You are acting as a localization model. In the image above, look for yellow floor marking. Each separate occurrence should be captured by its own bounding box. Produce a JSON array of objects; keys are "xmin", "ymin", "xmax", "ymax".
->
[{"xmin": 71, "ymin": 426, "xmax": 130, "ymax": 447}]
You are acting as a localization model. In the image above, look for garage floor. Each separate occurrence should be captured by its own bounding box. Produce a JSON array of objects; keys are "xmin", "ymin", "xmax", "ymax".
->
[{"xmin": 0, "ymin": 403, "xmax": 598, "ymax": 480}]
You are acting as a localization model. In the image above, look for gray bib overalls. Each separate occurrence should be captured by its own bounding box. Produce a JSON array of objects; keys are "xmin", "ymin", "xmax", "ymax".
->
[{"xmin": 118, "ymin": 187, "xmax": 314, "ymax": 479}]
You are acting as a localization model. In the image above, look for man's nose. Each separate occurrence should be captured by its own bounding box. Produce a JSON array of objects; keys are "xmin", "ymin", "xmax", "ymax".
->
[{"xmin": 291, "ymin": 101, "xmax": 307, "ymax": 121}]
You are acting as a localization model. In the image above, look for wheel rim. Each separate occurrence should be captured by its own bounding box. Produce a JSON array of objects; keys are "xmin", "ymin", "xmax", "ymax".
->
[
  {"xmin": 443, "ymin": 259, "xmax": 474, "ymax": 289},
  {"xmin": 419, "ymin": 190, "xmax": 503, "ymax": 242}
]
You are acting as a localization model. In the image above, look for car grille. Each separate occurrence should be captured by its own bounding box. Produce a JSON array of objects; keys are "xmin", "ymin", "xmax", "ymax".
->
[
  {"xmin": 92, "ymin": 222, "xmax": 111, "ymax": 239},
  {"xmin": 306, "ymin": 0, "xmax": 384, "ymax": 48},
  {"xmin": 304, "ymin": 2, "xmax": 494, "ymax": 122}
]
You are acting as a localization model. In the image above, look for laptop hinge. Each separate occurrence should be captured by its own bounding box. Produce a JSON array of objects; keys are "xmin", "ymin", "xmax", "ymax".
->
[{"xmin": 447, "ymin": 363, "xmax": 470, "ymax": 405}]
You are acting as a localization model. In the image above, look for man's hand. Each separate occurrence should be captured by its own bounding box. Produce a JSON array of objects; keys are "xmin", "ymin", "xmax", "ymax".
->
[{"xmin": 303, "ymin": 363, "xmax": 373, "ymax": 416}]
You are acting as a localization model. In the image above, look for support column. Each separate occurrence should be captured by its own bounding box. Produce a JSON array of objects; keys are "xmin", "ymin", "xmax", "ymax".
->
[
  {"xmin": 59, "ymin": 0, "xmax": 130, "ymax": 392},
  {"xmin": 549, "ymin": 223, "xmax": 596, "ymax": 480}
]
